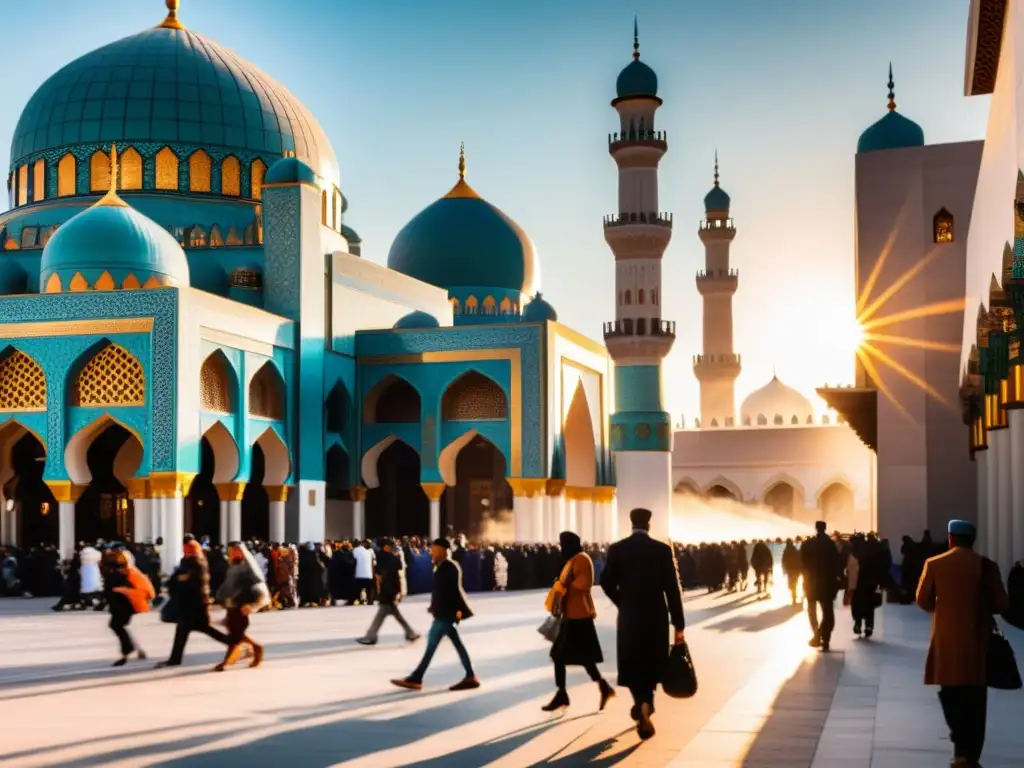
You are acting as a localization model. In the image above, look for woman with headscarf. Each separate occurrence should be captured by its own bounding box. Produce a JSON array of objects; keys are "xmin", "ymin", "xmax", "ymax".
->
[
  {"xmin": 107, "ymin": 549, "xmax": 155, "ymax": 666},
  {"xmin": 541, "ymin": 531, "xmax": 615, "ymax": 712},
  {"xmin": 156, "ymin": 540, "xmax": 231, "ymax": 667},
  {"xmin": 214, "ymin": 542, "xmax": 270, "ymax": 671}
]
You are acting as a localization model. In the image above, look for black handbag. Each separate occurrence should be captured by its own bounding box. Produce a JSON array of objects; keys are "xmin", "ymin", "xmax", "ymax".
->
[
  {"xmin": 160, "ymin": 595, "xmax": 179, "ymax": 624},
  {"xmin": 662, "ymin": 641, "xmax": 698, "ymax": 699},
  {"xmin": 981, "ymin": 558, "xmax": 1022, "ymax": 690}
]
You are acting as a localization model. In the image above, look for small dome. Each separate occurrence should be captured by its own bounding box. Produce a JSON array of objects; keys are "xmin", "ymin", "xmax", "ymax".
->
[
  {"xmin": 617, "ymin": 60, "xmax": 658, "ymax": 99},
  {"xmin": 340, "ymin": 223, "xmax": 362, "ymax": 245},
  {"xmin": 857, "ymin": 66, "xmax": 924, "ymax": 154},
  {"xmin": 523, "ymin": 292, "xmax": 558, "ymax": 322},
  {"xmin": 740, "ymin": 375, "xmax": 814, "ymax": 425},
  {"xmin": 41, "ymin": 195, "xmax": 189, "ymax": 289},
  {"xmin": 394, "ymin": 310, "xmax": 440, "ymax": 330},
  {"xmin": 387, "ymin": 147, "xmax": 536, "ymax": 294},
  {"xmin": 265, "ymin": 156, "xmax": 317, "ymax": 185},
  {"xmin": 704, "ymin": 185, "xmax": 730, "ymax": 213}
]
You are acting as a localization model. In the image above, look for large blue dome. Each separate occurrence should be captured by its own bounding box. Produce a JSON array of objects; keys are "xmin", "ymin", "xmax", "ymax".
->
[
  {"xmin": 857, "ymin": 110, "xmax": 925, "ymax": 154},
  {"xmin": 616, "ymin": 60, "xmax": 658, "ymax": 99},
  {"xmin": 387, "ymin": 163, "xmax": 537, "ymax": 295},
  {"xmin": 40, "ymin": 194, "xmax": 189, "ymax": 290},
  {"xmin": 11, "ymin": 4, "xmax": 339, "ymax": 185}
]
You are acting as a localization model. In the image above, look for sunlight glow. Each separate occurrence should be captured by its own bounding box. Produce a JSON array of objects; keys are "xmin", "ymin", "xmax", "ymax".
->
[{"xmin": 672, "ymin": 492, "xmax": 812, "ymax": 545}]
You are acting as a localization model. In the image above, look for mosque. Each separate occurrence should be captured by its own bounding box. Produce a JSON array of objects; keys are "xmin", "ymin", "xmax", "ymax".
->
[{"xmin": 0, "ymin": 0, "xmax": 626, "ymax": 572}]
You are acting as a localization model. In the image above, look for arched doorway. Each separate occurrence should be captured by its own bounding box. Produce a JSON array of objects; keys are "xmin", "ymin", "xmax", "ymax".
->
[
  {"xmin": 241, "ymin": 445, "xmax": 269, "ymax": 541},
  {"xmin": 5, "ymin": 431, "xmax": 57, "ymax": 546},
  {"xmin": 365, "ymin": 439, "xmax": 426, "ymax": 538},
  {"xmin": 563, "ymin": 379, "xmax": 597, "ymax": 488},
  {"xmin": 73, "ymin": 423, "xmax": 142, "ymax": 543},
  {"xmin": 186, "ymin": 438, "xmax": 221, "ymax": 540},
  {"xmin": 364, "ymin": 374, "xmax": 420, "ymax": 424},
  {"xmin": 819, "ymin": 482, "xmax": 855, "ymax": 530},
  {"xmin": 706, "ymin": 484, "xmax": 737, "ymax": 501},
  {"xmin": 764, "ymin": 482, "xmax": 796, "ymax": 517},
  {"xmin": 326, "ymin": 444, "xmax": 350, "ymax": 496},
  {"xmin": 441, "ymin": 435, "xmax": 513, "ymax": 541}
]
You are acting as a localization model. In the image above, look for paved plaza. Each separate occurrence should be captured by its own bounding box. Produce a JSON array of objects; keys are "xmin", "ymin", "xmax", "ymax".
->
[{"xmin": 1, "ymin": 586, "xmax": 1023, "ymax": 767}]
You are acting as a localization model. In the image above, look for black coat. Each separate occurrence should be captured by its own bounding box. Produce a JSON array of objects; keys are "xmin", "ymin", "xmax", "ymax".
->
[
  {"xmin": 376, "ymin": 549, "xmax": 404, "ymax": 605},
  {"xmin": 429, "ymin": 558, "xmax": 472, "ymax": 622},
  {"xmin": 800, "ymin": 534, "xmax": 842, "ymax": 600},
  {"xmin": 600, "ymin": 532, "xmax": 685, "ymax": 690},
  {"xmin": 168, "ymin": 557, "xmax": 214, "ymax": 626}
]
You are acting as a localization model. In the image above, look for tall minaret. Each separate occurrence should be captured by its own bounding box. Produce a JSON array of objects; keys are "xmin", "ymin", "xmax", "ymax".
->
[
  {"xmin": 694, "ymin": 153, "xmax": 740, "ymax": 426},
  {"xmin": 603, "ymin": 21, "xmax": 675, "ymax": 541}
]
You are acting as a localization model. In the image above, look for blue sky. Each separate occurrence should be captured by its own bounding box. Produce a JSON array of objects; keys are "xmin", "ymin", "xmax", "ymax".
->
[{"xmin": 0, "ymin": 0, "xmax": 989, "ymax": 420}]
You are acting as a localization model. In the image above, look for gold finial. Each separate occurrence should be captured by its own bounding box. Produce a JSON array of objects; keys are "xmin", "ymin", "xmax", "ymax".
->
[
  {"xmin": 458, "ymin": 142, "xmax": 466, "ymax": 180},
  {"xmin": 444, "ymin": 142, "xmax": 481, "ymax": 200},
  {"xmin": 158, "ymin": 0, "xmax": 184, "ymax": 30},
  {"xmin": 96, "ymin": 144, "xmax": 128, "ymax": 208}
]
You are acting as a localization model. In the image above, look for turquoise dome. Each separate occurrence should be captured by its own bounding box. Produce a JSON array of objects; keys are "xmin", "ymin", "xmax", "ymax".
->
[
  {"xmin": 616, "ymin": 60, "xmax": 658, "ymax": 99},
  {"xmin": 523, "ymin": 292, "xmax": 557, "ymax": 322},
  {"xmin": 40, "ymin": 198, "xmax": 189, "ymax": 287},
  {"xmin": 11, "ymin": 8, "xmax": 338, "ymax": 184},
  {"xmin": 857, "ymin": 110, "xmax": 925, "ymax": 154},
  {"xmin": 387, "ymin": 172, "xmax": 537, "ymax": 294},
  {"xmin": 265, "ymin": 157, "xmax": 317, "ymax": 185},
  {"xmin": 394, "ymin": 310, "xmax": 440, "ymax": 330},
  {"xmin": 704, "ymin": 185, "xmax": 730, "ymax": 212}
]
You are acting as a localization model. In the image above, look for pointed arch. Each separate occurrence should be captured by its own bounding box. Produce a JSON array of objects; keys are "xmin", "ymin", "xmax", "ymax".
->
[
  {"xmin": 248, "ymin": 362, "xmax": 285, "ymax": 420},
  {"xmin": 441, "ymin": 370, "xmax": 507, "ymax": 421},
  {"xmin": 57, "ymin": 153, "xmax": 76, "ymax": 197},
  {"xmin": 499, "ymin": 296, "xmax": 512, "ymax": 315},
  {"xmin": 220, "ymin": 155, "xmax": 241, "ymax": 196},
  {"xmin": 325, "ymin": 380, "xmax": 350, "ymax": 434},
  {"xmin": 563, "ymin": 378, "xmax": 597, "ymax": 488},
  {"xmin": 321, "ymin": 189, "xmax": 328, "ymax": 225},
  {"xmin": 120, "ymin": 147, "xmax": 143, "ymax": 190},
  {"xmin": 465, "ymin": 296, "xmax": 478, "ymax": 315},
  {"xmin": 209, "ymin": 224, "xmax": 224, "ymax": 247},
  {"xmin": 200, "ymin": 350, "xmax": 237, "ymax": 414},
  {"xmin": 326, "ymin": 443, "xmax": 351, "ymax": 493},
  {"xmin": 816, "ymin": 479, "xmax": 855, "ymax": 525},
  {"xmin": 155, "ymin": 147, "xmax": 179, "ymax": 190},
  {"xmin": 250, "ymin": 158, "xmax": 267, "ymax": 201},
  {"xmin": 438, "ymin": 428, "xmax": 481, "ymax": 487},
  {"xmin": 202, "ymin": 420, "xmax": 240, "ymax": 484},
  {"xmin": 188, "ymin": 149, "xmax": 212, "ymax": 192},
  {"xmin": 450, "ymin": 297, "xmax": 461, "ymax": 315},
  {"xmin": 933, "ymin": 207, "xmax": 954, "ymax": 244},
  {"xmin": 0, "ymin": 348, "xmax": 46, "ymax": 411},
  {"xmin": 762, "ymin": 473, "xmax": 805, "ymax": 518},
  {"xmin": 703, "ymin": 475, "xmax": 742, "ymax": 501},
  {"xmin": 254, "ymin": 426, "xmax": 289, "ymax": 485},
  {"xmin": 32, "ymin": 159, "xmax": 46, "ymax": 202},
  {"xmin": 69, "ymin": 272, "xmax": 89, "ymax": 292},
  {"xmin": 70, "ymin": 341, "xmax": 145, "ymax": 407},
  {"xmin": 89, "ymin": 150, "xmax": 111, "ymax": 192},
  {"xmin": 94, "ymin": 271, "xmax": 115, "ymax": 291},
  {"xmin": 674, "ymin": 478, "xmax": 699, "ymax": 494},
  {"xmin": 44, "ymin": 273, "xmax": 62, "ymax": 294},
  {"xmin": 361, "ymin": 434, "xmax": 398, "ymax": 489},
  {"xmin": 64, "ymin": 413, "xmax": 144, "ymax": 485},
  {"xmin": 363, "ymin": 374, "xmax": 420, "ymax": 424},
  {"xmin": 121, "ymin": 274, "xmax": 141, "ymax": 290},
  {"xmin": 482, "ymin": 296, "xmax": 497, "ymax": 315}
]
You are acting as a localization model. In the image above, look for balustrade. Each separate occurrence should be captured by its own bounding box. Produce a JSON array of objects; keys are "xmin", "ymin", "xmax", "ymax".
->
[
  {"xmin": 604, "ymin": 211, "xmax": 673, "ymax": 228},
  {"xmin": 603, "ymin": 318, "xmax": 676, "ymax": 339}
]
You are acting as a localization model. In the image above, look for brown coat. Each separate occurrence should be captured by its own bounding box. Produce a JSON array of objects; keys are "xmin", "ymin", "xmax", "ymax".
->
[
  {"xmin": 916, "ymin": 546, "xmax": 1008, "ymax": 686},
  {"xmin": 544, "ymin": 552, "xmax": 597, "ymax": 620}
]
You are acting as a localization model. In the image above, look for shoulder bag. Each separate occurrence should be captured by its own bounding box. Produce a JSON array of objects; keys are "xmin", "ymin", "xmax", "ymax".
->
[
  {"xmin": 982, "ymin": 557, "xmax": 1022, "ymax": 690},
  {"xmin": 538, "ymin": 560, "xmax": 574, "ymax": 643}
]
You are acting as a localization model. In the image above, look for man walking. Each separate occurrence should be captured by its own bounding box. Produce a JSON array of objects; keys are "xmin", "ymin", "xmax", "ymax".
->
[
  {"xmin": 600, "ymin": 508, "xmax": 685, "ymax": 741},
  {"xmin": 350, "ymin": 540, "xmax": 375, "ymax": 605},
  {"xmin": 801, "ymin": 521, "xmax": 842, "ymax": 651},
  {"xmin": 357, "ymin": 538, "xmax": 419, "ymax": 645},
  {"xmin": 391, "ymin": 538, "xmax": 479, "ymax": 691},
  {"xmin": 917, "ymin": 520, "xmax": 1007, "ymax": 767}
]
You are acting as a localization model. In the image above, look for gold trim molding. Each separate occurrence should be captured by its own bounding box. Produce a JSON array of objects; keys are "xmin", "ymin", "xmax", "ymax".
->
[
  {"xmin": 0, "ymin": 318, "xmax": 154, "ymax": 340},
  {"xmin": 565, "ymin": 485, "xmax": 595, "ymax": 501},
  {"xmin": 349, "ymin": 484, "xmax": 367, "ymax": 502},
  {"xmin": 46, "ymin": 480, "xmax": 84, "ymax": 503},
  {"xmin": 421, "ymin": 482, "xmax": 446, "ymax": 501},
  {"xmin": 592, "ymin": 486, "xmax": 617, "ymax": 503},
  {"xmin": 126, "ymin": 477, "xmax": 149, "ymax": 499},
  {"xmin": 507, "ymin": 477, "xmax": 547, "ymax": 497},
  {"xmin": 545, "ymin": 478, "xmax": 566, "ymax": 497},
  {"xmin": 215, "ymin": 482, "xmax": 246, "ymax": 502},
  {"xmin": 265, "ymin": 484, "xmax": 289, "ymax": 503},
  {"xmin": 150, "ymin": 471, "xmax": 197, "ymax": 498}
]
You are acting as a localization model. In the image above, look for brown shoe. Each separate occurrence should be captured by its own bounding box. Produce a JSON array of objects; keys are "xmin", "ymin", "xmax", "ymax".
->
[
  {"xmin": 249, "ymin": 643, "xmax": 264, "ymax": 668},
  {"xmin": 449, "ymin": 676, "xmax": 481, "ymax": 691},
  {"xmin": 637, "ymin": 702, "xmax": 656, "ymax": 740},
  {"xmin": 391, "ymin": 678, "xmax": 423, "ymax": 691}
]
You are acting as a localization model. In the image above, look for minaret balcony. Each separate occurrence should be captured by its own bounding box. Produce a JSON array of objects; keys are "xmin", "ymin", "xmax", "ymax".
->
[
  {"xmin": 604, "ymin": 212, "xmax": 673, "ymax": 229},
  {"xmin": 608, "ymin": 130, "xmax": 668, "ymax": 156},
  {"xmin": 698, "ymin": 218, "xmax": 736, "ymax": 243},
  {"xmin": 696, "ymin": 269, "xmax": 738, "ymax": 295},
  {"xmin": 603, "ymin": 319, "xmax": 675, "ymax": 362},
  {"xmin": 693, "ymin": 353, "xmax": 742, "ymax": 380},
  {"xmin": 603, "ymin": 318, "xmax": 676, "ymax": 339}
]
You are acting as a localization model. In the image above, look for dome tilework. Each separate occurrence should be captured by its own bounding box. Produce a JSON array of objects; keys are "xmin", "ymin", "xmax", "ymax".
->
[{"xmin": 11, "ymin": 26, "xmax": 338, "ymax": 185}]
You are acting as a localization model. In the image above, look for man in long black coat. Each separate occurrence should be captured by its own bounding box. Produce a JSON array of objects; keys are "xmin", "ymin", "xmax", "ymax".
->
[
  {"xmin": 600, "ymin": 508, "xmax": 685, "ymax": 740},
  {"xmin": 800, "ymin": 521, "xmax": 842, "ymax": 651}
]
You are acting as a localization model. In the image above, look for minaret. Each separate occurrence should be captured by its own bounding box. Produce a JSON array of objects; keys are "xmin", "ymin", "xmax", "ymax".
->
[
  {"xmin": 603, "ymin": 20, "xmax": 676, "ymax": 540},
  {"xmin": 694, "ymin": 152, "xmax": 740, "ymax": 426}
]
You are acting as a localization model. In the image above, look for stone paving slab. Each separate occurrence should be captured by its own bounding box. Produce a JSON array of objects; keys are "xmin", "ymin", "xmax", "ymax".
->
[{"xmin": 0, "ymin": 585, "xmax": 1022, "ymax": 766}]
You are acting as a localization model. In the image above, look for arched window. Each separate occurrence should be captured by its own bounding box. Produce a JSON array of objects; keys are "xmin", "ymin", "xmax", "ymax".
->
[
  {"xmin": 250, "ymin": 159, "xmax": 267, "ymax": 201},
  {"xmin": 15, "ymin": 166, "xmax": 27, "ymax": 206},
  {"xmin": 499, "ymin": 296, "xmax": 512, "ymax": 315},
  {"xmin": 442, "ymin": 371, "xmax": 508, "ymax": 420},
  {"xmin": 332, "ymin": 189, "xmax": 339, "ymax": 230},
  {"xmin": 321, "ymin": 190, "xmax": 328, "ymax": 225},
  {"xmin": 71, "ymin": 343, "xmax": 145, "ymax": 407},
  {"xmin": 933, "ymin": 208, "xmax": 954, "ymax": 244},
  {"xmin": 89, "ymin": 151, "xmax": 111, "ymax": 192},
  {"xmin": 58, "ymin": 153, "xmax": 76, "ymax": 197},
  {"xmin": 32, "ymin": 159, "xmax": 45, "ymax": 202},
  {"xmin": 652, "ymin": 288, "xmax": 658, "ymax": 305},
  {"xmin": 773, "ymin": 414, "xmax": 784, "ymax": 425},
  {"xmin": 209, "ymin": 224, "xmax": 224, "ymax": 247},
  {"xmin": 465, "ymin": 296, "xmax": 478, "ymax": 315},
  {"xmin": 248, "ymin": 363, "xmax": 285, "ymax": 420},
  {"xmin": 0, "ymin": 349, "xmax": 46, "ymax": 410},
  {"xmin": 155, "ymin": 147, "xmax": 179, "ymax": 190},
  {"xmin": 366, "ymin": 375, "xmax": 420, "ymax": 423},
  {"xmin": 220, "ymin": 156, "xmax": 241, "ymax": 196},
  {"xmin": 117, "ymin": 148, "xmax": 142, "ymax": 190},
  {"xmin": 188, "ymin": 150, "xmax": 212, "ymax": 192},
  {"xmin": 200, "ymin": 352, "xmax": 233, "ymax": 413},
  {"xmin": 624, "ymin": 290, "xmax": 632, "ymax": 305},
  {"xmin": 638, "ymin": 289, "xmax": 646, "ymax": 305},
  {"xmin": 187, "ymin": 226, "xmax": 207, "ymax": 248},
  {"xmin": 482, "ymin": 296, "xmax": 497, "ymax": 315},
  {"xmin": 450, "ymin": 297, "xmax": 461, "ymax": 315},
  {"xmin": 756, "ymin": 414, "xmax": 767, "ymax": 426}
]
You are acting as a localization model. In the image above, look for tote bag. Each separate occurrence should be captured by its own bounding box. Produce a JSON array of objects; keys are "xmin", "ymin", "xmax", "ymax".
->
[
  {"xmin": 982, "ymin": 558, "xmax": 1022, "ymax": 690},
  {"xmin": 662, "ymin": 641, "xmax": 698, "ymax": 699}
]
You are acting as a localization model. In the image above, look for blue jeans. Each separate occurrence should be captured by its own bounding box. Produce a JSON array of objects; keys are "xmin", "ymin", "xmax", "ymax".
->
[{"xmin": 409, "ymin": 618, "xmax": 474, "ymax": 682}]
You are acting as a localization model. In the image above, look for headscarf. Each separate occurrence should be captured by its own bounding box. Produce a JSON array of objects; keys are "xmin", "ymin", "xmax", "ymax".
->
[
  {"xmin": 183, "ymin": 540, "xmax": 204, "ymax": 560},
  {"xmin": 228, "ymin": 542, "xmax": 266, "ymax": 584},
  {"xmin": 559, "ymin": 531, "xmax": 582, "ymax": 564}
]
